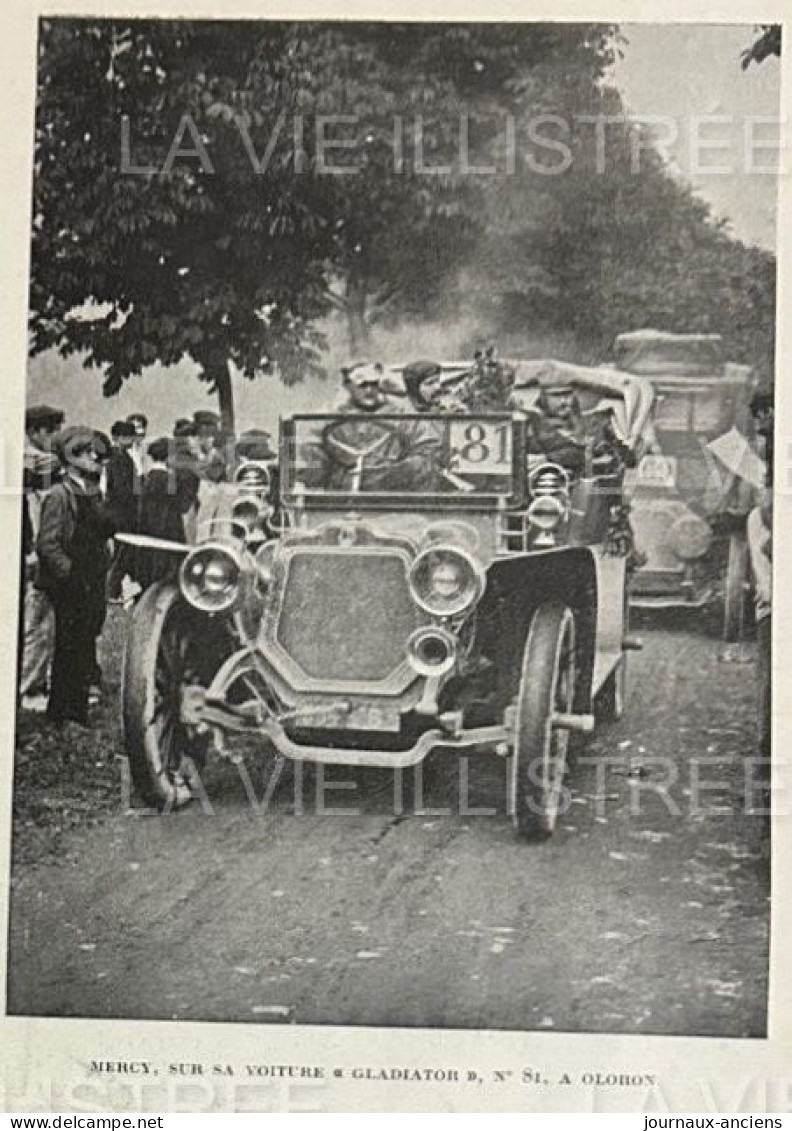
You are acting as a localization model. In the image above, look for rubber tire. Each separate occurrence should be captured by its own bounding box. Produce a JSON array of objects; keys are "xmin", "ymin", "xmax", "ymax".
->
[
  {"xmin": 122, "ymin": 582, "xmax": 207, "ymax": 811},
  {"xmin": 512, "ymin": 602, "xmax": 576, "ymax": 842},
  {"xmin": 597, "ymin": 583, "xmax": 629, "ymax": 722},
  {"xmin": 597, "ymin": 656, "xmax": 626, "ymax": 722},
  {"xmin": 723, "ymin": 530, "xmax": 749, "ymax": 643}
]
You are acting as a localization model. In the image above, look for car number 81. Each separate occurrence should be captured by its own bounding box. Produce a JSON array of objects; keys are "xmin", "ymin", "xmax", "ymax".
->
[{"xmin": 447, "ymin": 420, "xmax": 512, "ymax": 475}]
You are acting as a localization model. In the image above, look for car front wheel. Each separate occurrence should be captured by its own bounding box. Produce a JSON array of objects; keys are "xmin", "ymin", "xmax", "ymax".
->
[
  {"xmin": 723, "ymin": 529, "xmax": 749, "ymax": 642},
  {"xmin": 512, "ymin": 601, "xmax": 577, "ymax": 841},
  {"xmin": 122, "ymin": 582, "xmax": 210, "ymax": 811},
  {"xmin": 597, "ymin": 656, "xmax": 626, "ymax": 722}
]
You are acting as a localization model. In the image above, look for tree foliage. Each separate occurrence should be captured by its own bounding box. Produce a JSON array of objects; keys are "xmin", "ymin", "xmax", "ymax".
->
[
  {"xmin": 31, "ymin": 20, "xmax": 622, "ymax": 424},
  {"xmin": 742, "ymin": 25, "xmax": 781, "ymax": 69},
  {"xmin": 31, "ymin": 20, "xmax": 777, "ymax": 426},
  {"xmin": 448, "ymin": 58, "xmax": 776, "ymax": 378},
  {"xmin": 33, "ymin": 21, "xmax": 344, "ymax": 429},
  {"xmin": 311, "ymin": 24, "xmax": 621, "ymax": 340}
]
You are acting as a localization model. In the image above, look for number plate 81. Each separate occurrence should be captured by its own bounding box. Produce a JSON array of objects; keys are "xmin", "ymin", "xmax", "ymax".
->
[{"xmin": 448, "ymin": 420, "xmax": 512, "ymax": 474}]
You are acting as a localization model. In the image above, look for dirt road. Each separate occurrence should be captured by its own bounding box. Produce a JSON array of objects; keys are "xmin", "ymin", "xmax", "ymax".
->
[{"xmin": 7, "ymin": 618, "xmax": 769, "ymax": 1036}]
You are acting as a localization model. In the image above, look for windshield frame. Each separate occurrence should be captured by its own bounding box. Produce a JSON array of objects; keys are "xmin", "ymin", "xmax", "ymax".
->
[{"xmin": 280, "ymin": 413, "xmax": 527, "ymax": 511}]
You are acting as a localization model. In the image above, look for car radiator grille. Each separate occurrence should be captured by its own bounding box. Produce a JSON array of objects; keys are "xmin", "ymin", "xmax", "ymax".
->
[
  {"xmin": 277, "ymin": 550, "xmax": 420, "ymax": 682},
  {"xmin": 631, "ymin": 504, "xmax": 688, "ymax": 573}
]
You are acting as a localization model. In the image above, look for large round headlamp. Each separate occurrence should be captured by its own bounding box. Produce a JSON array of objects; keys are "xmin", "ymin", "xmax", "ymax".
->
[
  {"xmin": 179, "ymin": 542, "xmax": 244, "ymax": 613},
  {"xmin": 408, "ymin": 545, "xmax": 485, "ymax": 618},
  {"xmin": 233, "ymin": 460, "xmax": 271, "ymax": 494},
  {"xmin": 669, "ymin": 514, "xmax": 712, "ymax": 561}
]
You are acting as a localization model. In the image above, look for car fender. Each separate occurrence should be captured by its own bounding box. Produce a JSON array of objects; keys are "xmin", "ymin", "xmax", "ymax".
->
[{"xmin": 481, "ymin": 546, "xmax": 604, "ymax": 713}]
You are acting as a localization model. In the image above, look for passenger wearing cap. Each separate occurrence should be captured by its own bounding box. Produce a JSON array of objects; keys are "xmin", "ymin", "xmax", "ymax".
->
[
  {"xmin": 36, "ymin": 427, "xmax": 115, "ymax": 727},
  {"xmin": 402, "ymin": 360, "xmax": 468, "ymax": 413},
  {"xmin": 19, "ymin": 405, "xmax": 65, "ymax": 709},
  {"xmin": 526, "ymin": 369, "xmax": 634, "ymax": 478}
]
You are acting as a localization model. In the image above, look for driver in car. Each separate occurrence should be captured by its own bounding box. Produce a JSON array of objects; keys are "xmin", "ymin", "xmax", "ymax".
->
[
  {"xmin": 318, "ymin": 362, "xmax": 442, "ymax": 492},
  {"xmin": 334, "ymin": 362, "xmax": 401, "ymax": 415}
]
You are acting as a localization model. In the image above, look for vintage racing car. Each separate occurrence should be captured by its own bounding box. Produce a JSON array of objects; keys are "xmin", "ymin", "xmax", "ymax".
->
[
  {"xmin": 120, "ymin": 367, "xmax": 650, "ymax": 840},
  {"xmin": 614, "ymin": 330, "xmax": 757, "ymax": 640}
]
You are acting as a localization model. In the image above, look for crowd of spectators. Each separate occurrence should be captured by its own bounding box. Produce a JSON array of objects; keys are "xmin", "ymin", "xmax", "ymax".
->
[{"xmin": 19, "ymin": 405, "xmax": 274, "ymax": 728}]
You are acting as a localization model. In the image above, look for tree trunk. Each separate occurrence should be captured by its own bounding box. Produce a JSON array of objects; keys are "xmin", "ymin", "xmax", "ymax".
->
[
  {"xmin": 202, "ymin": 357, "xmax": 236, "ymax": 436},
  {"xmin": 346, "ymin": 275, "xmax": 370, "ymax": 357},
  {"xmin": 216, "ymin": 365, "xmax": 235, "ymax": 437}
]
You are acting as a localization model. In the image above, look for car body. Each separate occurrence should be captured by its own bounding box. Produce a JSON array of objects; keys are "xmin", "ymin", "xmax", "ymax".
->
[
  {"xmin": 615, "ymin": 330, "xmax": 757, "ymax": 639},
  {"xmin": 120, "ymin": 366, "xmax": 650, "ymax": 839}
]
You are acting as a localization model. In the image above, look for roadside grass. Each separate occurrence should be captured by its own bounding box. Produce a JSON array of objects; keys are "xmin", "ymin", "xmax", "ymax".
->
[{"xmin": 11, "ymin": 606, "xmax": 129, "ymax": 868}]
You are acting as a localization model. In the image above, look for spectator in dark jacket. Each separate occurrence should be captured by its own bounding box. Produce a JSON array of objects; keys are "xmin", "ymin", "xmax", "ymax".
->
[
  {"xmin": 126, "ymin": 412, "xmax": 149, "ymax": 478},
  {"xmin": 193, "ymin": 410, "xmax": 229, "ymax": 483},
  {"xmin": 129, "ymin": 437, "xmax": 200, "ymax": 590},
  {"xmin": 19, "ymin": 405, "xmax": 64, "ymax": 708},
  {"xmin": 172, "ymin": 419, "xmax": 203, "ymax": 477},
  {"xmin": 37, "ymin": 427, "xmax": 113, "ymax": 727},
  {"xmin": 106, "ymin": 420, "xmax": 138, "ymax": 527},
  {"xmin": 172, "ymin": 420, "xmax": 204, "ymax": 542},
  {"xmin": 105, "ymin": 420, "xmax": 138, "ymax": 601}
]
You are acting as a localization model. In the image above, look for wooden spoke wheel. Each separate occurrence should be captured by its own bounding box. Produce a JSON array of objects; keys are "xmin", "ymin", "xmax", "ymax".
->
[
  {"xmin": 122, "ymin": 582, "xmax": 210, "ymax": 810},
  {"xmin": 512, "ymin": 602, "xmax": 577, "ymax": 841}
]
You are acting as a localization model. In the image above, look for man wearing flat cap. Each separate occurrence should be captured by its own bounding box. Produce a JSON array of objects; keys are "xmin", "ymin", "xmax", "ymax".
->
[
  {"xmin": 193, "ymin": 409, "xmax": 228, "ymax": 483},
  {"xmin": 24, "ymin": 405, "xmax": 64, "ymax": 527},
  {"xmin": 234, "ymin": 428, "xmax": 276, "ymax": 463},
  {"xmin": 526, "ymin": 369, "xmax": 633, "ymax": 478},
  {"xmin": 19, "ymin": 405, "xmax": 64, "ymax": 708},
  {"xmin": 193, "ymin": 409, "xmax": 221, "ymax": 432},
  {"xmin": 172, "ymin": 418, "xmax": 202, "ymax": 473},
  {"xmin": 37, "ymin": 427, "xmax": 115, "ymax": 726},
  {"xmin": 126, "ymin": 412, "xmax": 149, "ymax": 478}
]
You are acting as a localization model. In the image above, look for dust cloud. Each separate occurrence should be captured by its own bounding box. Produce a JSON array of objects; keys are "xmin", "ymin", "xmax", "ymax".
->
[{"xmin": 26, "ymin": 313, "xmax": 583, "ymax": 439}]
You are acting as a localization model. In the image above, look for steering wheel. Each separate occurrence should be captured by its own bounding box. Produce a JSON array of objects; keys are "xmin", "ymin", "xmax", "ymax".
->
[{"xmin": 322, "ymin": 419, "xmax": 407, "ymax": 469}]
